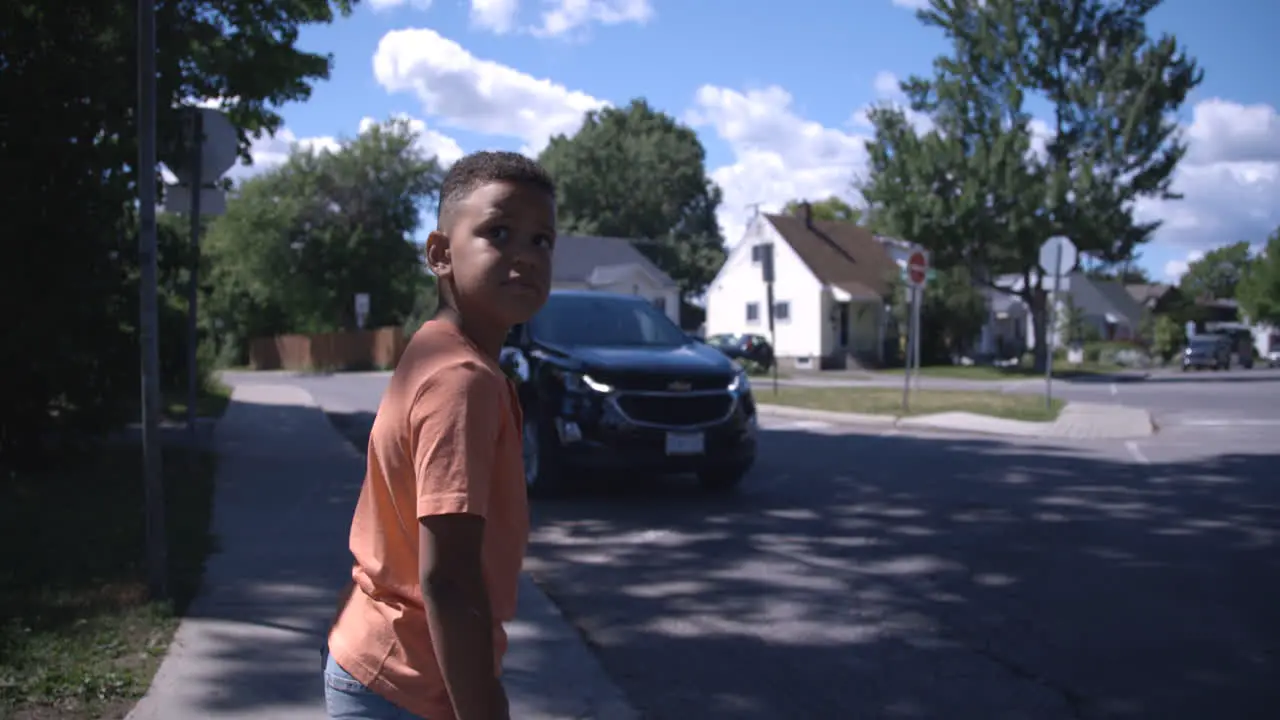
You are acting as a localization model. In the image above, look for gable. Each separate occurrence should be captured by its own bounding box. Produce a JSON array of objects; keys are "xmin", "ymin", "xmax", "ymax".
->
[
  {"xmin": 764, "ymin": 214, "xmax": 896, "ymax": 300},
  {"xmin": 707, "ymin": 215, "xmax": 821, "ymax": 291},
  {"xmin": 552, "ymin": 235, "xmax": 678, "ymax": 288}
]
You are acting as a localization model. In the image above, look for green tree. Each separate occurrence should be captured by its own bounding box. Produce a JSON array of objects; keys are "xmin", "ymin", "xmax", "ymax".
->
[
  {"xmin": 538, "ymin": 99, "xmax": 726, "ymax": 299},
  {"xmin": 1151, "ymin": 314, "xmax": 1186, "ymax": 362},
  {"xmin": 1058, "ymin": 296, "xmax": 1088, "ymax": 345},
  {"xmin": 1179, "ymin": 240, "xmax": 1254, "ymax": 301},
  {"xmin": 861, "ymin": 0, "xmax": 1201, "ymax": 370},
  {"xmin": 1237, "ymin": 228, "xmax": 1280, "ymax": 325},
  {"xmin": 783, "ymin": 197, "xmax": 863, "ymax": 224},
  {"xmin": 202, "ymin": 117, "xmax": 442, "ymax": 363},
  {"xmin": 0, "ymin": 0, "xmax": 357, "ymax": 468},
  {"xmin": 889, "ymin": 266, "xmax": 989, "ymax": 364}
]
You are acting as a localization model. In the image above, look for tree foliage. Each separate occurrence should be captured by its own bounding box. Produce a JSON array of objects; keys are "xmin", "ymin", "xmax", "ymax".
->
[
  {"xmin": 202, "ymin": 118, "xmax": 442, "ymax": 363},
  {"xmin": 888, "ymin": 267, "xmax": 989, "ymax": 364},
  {"xmin": 1178, "ymin": 240, "xmax": 1254, "ymax": 302},
  {"xmin": 538, "ymin": 99, "xmax": 726, "ymax": 299},
  {"xmin": 0, "ymin": 0, "xmax": 357, "ymax": 468},
  {"xmin": 1237, "ymin": 228, "xmax": 1280, "ymax": 325},
  {"xmin": 860, "ymin": 0, "xmax": 1201, "ymax": 369},
  {"xmin": 783, "ymin": 197, "xmax": 863, "ymax": 224}
]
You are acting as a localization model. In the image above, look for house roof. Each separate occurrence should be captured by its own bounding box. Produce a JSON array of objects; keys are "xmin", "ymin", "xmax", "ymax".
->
[
  {"xmin": 1126, "ymin": 283, "xmax": 1172, "ymax": 305},
  {"xmin": 552, "ymin": 235, "xmax": 678, "ymax": 289},
  {"xmin": 1069, "ymin": 273, "xmax": 1145, "ymax": 325},
  {"xmin": 763, "ymin": 213, "xmax": 898, "ymax": 300}
]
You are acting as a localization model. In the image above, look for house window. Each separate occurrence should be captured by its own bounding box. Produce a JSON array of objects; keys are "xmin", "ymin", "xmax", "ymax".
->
[
  {"xmin": 652, "ymin": 296, "xmax": 666, "ymax": 313},
  {"xmin": 746, "ymin": 302, "xmax": 760, "ymax": 323},
  {"xmin": 750, "ymin": 244, "xmax": 765, "ymax": 263},
  {"xmin": 773, "ymin": 301, "xmax": 790, "ymax": 322}
]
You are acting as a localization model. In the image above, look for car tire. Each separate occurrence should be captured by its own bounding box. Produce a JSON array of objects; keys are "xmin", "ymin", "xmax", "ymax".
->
[
  {"xmin": 522, "ymin": 409, "xmax": 568, "ymax": 498},
  {"xmin": 698, "ymin": 464, "xmax": 751, "ymax": 493}
]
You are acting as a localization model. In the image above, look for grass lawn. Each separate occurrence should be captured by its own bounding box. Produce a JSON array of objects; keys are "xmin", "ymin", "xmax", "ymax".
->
[
  {"xmin": 760, "ymin": 386, "xmax": 1065, "ymax": 422},
  {"xmin": 163, "ymin": 377, "xmax": 232, "ymax": 420},
  {"xmin": 0, "ymin": 391, "xmax": 225, "ymax": 719},
  {"xmin": 876, "ymin": 364, "xmax": 1124, "ymax": 381}
]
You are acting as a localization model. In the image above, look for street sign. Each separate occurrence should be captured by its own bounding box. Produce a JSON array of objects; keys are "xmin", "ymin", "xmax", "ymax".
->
[
  {"xmin": 355, "ymin": 293, "xmax": 371, "ymax": 329},
  {"xmin": 164, "ymin": 107, "xmax": 240, "ymax": 185},
  {"xmin": 1038, "ymin": 236, "xmax": 1079, "ymax": 278},
  {"xmin": 906, "ymin": 250, "xmax": 929, "ymax": 287},
  {"xmin": 161, "ymin": 183, "xmax": 226, "ymax": 216}
]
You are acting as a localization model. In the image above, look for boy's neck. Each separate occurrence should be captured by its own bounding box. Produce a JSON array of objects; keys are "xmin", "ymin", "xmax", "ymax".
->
[{"xmin": 436, "ymin": 307, "xmax": 505, "ymax": 361}]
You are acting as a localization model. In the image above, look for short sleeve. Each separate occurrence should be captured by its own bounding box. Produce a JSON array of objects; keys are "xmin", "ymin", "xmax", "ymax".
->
[{"xmin": 409, "ymin": 360, "xmax": 506, "ymax": 520}]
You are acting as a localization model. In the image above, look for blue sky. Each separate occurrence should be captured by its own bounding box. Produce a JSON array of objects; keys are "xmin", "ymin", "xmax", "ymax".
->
[{"xmin": 243, "ymin": 0, "xmax": 1280, "ymax": 283}]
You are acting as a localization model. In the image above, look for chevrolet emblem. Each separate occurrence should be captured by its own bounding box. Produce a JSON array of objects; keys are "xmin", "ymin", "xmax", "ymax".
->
[{"xmin": 667, "ymin": 380, "xmax": 693, "ymax": 392}]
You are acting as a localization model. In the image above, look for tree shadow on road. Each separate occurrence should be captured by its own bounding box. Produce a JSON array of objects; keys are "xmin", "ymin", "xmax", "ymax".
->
[
  {"xmin": 519, "ymin": 431, "xmax": 1279, "ymax": 720},
  {"xmin": 316, "ymin": 408, "xmax": 1279, "ymax": 719}
]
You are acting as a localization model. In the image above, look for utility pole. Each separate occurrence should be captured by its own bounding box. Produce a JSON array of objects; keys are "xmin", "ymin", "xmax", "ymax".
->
[{"xmin": 137, "ymin": 0, "xmax": 168, "ymax": 601}]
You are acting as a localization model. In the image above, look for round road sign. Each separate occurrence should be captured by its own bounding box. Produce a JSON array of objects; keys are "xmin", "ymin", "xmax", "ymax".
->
[{"xmin": 907, "ymin": 250, "xmax": 928, "ymax": 286}]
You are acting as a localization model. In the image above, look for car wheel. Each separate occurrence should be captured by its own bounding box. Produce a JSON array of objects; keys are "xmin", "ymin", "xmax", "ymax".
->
[
  {"xmin": 522, "ymin": 411, "xmax": 567, "ymax": 498},
  {"xmin": 698, "ymin": 464, "xmax": 751, "ymax": 493}
]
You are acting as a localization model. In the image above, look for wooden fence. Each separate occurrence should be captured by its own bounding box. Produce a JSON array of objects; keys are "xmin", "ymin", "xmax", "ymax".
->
[{"xmin": 248, "ymin": 327, "xmax": 409, "ymax": 371}]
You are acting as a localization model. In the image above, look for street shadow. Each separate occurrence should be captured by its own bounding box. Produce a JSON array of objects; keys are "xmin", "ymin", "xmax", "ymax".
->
[
  {"xmin": 521, "ymin": 432, "xmax": 1279, "ymax": 720},
  {"xmin": 1138, "ymin": 372, "xmax": 1280, "ymax": 386},
  {"xmin": 320, "ymin": 407, "xmax": 1280, "ymax": 719}
]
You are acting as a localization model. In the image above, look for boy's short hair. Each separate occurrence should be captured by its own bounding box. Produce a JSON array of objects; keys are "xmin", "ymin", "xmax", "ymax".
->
[{"xmin": 437, "ymin": 151, "xmax": 556, "ymax": 230}]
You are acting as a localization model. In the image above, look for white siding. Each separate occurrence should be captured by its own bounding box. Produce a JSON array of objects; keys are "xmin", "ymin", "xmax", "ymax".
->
[
  {"xmin": 552, "ymin": 270, "xmax": 679, "ymax": 326},
  {"xmin": 704, "ymin": 217, "xmax": 824, "ymax": 358}
]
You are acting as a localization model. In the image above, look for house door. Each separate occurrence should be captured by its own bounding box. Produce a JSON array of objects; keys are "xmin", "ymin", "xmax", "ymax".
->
[{"xmin": 838, "ymin": 303, "xmax": 850, "ymax": 347}]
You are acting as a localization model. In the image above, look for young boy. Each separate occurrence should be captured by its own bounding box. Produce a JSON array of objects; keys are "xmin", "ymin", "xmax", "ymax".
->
[{"xmin": 323, "ymin": 151, "xmax": 556, "ymax": 720}]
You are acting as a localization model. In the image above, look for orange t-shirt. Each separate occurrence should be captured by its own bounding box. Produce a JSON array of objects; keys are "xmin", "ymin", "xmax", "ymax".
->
[{"xmin": 327, "ymin": 319, "xmax": 529, "ymax": 720}]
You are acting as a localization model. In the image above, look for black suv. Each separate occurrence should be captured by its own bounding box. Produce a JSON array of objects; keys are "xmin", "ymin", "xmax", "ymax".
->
[{"xmin": 500, "ymin": 291, "xmax": 758, "ymax": 495}]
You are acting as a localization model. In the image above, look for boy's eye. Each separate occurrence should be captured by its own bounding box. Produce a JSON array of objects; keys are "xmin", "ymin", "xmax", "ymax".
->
[{"xmin": 489, "ymin": 226, "xmax": 510, "ymax": 242}]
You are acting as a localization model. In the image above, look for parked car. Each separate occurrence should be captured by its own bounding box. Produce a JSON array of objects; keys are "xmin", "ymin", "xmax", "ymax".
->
[
  {"xmin": 1268, "ymin": 349, "xmax": 1280, "ymax": 369},
  {"xmin": 500, "ymin": 291, "xmax": 758, "ymax": 495},
  {"xmin": 1181, "ymin": 334, "xmax": 1232, "ymax": 371},
  {"xmin": 705, "ymin": 333, "xmax": 775, "ymax": 371}
]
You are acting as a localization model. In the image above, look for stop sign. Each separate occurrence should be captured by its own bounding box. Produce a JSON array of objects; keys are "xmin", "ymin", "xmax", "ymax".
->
[{"xmin": 907, "ymin": 250, "xmax": 928, "ymax": 286}]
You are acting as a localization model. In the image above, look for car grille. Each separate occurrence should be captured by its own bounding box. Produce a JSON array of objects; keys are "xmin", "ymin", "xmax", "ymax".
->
[
  {"xmin": 591, "ymin": 371, "xmax": 733, "ymax": 392},
  {"xmin": 614, "ymin": 393, "xmax": 734, "ymax": 426}
]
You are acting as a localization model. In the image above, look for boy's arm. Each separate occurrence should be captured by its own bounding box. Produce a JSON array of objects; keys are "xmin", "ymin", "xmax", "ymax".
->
[
  {"xmin": 410, "ymin": 361, "xmax": 508, "ymax": 720},
  {"xmin": 419, "ymin": 515, "xmax": 506, "ymax": 720}
]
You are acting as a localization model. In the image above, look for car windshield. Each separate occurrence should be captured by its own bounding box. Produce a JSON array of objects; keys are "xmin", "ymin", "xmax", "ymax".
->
[
  {"xmin": 530, "ymin": 294, "xmax": 691, "ymax": 348},
  {"xmin": 706, "ymin": 334, "xmax": 737, "ymax": 346},
  {"xmin": 1189, "ymin": 338, "xmax": 1219, "ymax": 350}
]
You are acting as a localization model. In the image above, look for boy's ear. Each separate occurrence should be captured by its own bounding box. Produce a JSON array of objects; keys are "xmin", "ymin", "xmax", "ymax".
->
[{"xmin": 425, "ymin": 230, "xmax": 452, "ymax": 278}]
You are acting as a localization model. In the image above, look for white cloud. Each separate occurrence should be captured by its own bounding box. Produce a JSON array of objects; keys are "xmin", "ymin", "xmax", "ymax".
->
[
  {"xmin": 373, "ymin": 28, "xmax": 607, "ymax": 153},
  {"xmin": 848, "ymin": 70, "xmax": 933, "ymax": 134},
  {"xmin": 1163, "ymin": 249, "xmax": 1203, "ymax": 282},
  {"xmin": 470, "ymin": 0, "xmax": 520, "ymax": 33},
  {"xmin": 469, "ymin": 0, "xmax": 653, "ymax": 37},
  {"xmin": 891, "ymin": 0, "xmax": 929, "ymax": 9},
  {"xmin": 1137, "ymin": 98, "xmax": 1280, "ymax": 256},
  {"xmin": 686, "ymin": 85, "xmax": 869, "ymax": 245},
  {"xmin": 358, "ymin": 114, "xmax": 466, "ymax": 167},
  {"xmin": 369, "ymin": 0, "xmax": 432, "ymax": 11},
  {"xmin": 533, "ymin": 0, "xmax": 655, "ymax": 38}
]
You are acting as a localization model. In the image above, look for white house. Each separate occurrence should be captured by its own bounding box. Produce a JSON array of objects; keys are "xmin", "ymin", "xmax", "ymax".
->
[
  {"xmin": 552, "ymin": 235, "xmax": 680, "ymax": 325},
  {"xmin": 704, "ymin": 203, "xmax": 899, "ymax": 369}
]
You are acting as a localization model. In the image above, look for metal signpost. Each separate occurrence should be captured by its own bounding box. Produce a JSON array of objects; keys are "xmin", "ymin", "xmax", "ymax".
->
[
  {"xmin": 137, "ymin": 0, "xmax": 166, "ymax": 601},
  {"xmin": 902, "ymin": 249, "xmax": 929, "ymax": 411},
  {"xmin": 760, "ymin": 243, "xmax": 778, "ymax": 395},
  {"xmin": 163, "ymin": 107, "xmax": 236, "ymax": 438},
  {"xmin": 1039, "ymin": 235, "xmax": 1079, "ymax": 412}
]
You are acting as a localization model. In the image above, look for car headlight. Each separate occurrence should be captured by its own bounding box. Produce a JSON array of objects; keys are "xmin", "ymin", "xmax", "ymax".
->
[
  {"xmin": 560, "ymin": 371, "xmax": 613, "ymax": 393},
  {"xmin": 728, "ymin": 368, "xmax": 750, "ymax": 394}
]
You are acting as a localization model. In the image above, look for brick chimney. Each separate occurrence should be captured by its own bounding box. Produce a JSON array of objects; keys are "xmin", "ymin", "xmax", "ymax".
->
[{"xmin": 794, "ymin": 200, "xmax": 812, "ymax": 226}]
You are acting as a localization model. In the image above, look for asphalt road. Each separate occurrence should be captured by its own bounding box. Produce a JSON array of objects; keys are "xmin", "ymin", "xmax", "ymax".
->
[{"xmin": 223, "ymin": 370, "xmax": 1280, "ymax": 719}]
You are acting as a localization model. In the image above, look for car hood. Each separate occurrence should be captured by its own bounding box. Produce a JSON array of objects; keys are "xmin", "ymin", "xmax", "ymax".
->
[{"xmin": 563, "ymin": 343, "xmax": 735, "ymax": 375}]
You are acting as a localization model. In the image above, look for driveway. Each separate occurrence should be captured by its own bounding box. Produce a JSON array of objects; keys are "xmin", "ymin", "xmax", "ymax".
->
[{"xmin": 222, "ymin": 371, "xmax": 1280, "ymax": 719}]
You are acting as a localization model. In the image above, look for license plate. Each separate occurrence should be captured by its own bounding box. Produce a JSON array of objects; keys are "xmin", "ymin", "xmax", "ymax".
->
[{"xmin": 665, "ymin": 432, "xmax": 705, "ymax": 455}]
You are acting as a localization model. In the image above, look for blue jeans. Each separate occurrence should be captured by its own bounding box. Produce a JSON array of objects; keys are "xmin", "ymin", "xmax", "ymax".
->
[{"xmin": 322, "ymin": 646, "xmax": 427, "ymax": 719}]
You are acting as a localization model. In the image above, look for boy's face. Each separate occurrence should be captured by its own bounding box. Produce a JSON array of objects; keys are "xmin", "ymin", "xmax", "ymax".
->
[{"xmin": 427, "ymin": 180, "xmax": 555, "ymax": 329}]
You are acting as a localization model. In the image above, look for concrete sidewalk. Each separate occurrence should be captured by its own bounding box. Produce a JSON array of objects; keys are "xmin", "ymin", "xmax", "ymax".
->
[
  {"xmin": 127, "ymin": 383, "xmax": 636, "ymax": 720},
  {"xmin": 758, "ymin": 400, "xmax": 1156, "ymax": 439}
]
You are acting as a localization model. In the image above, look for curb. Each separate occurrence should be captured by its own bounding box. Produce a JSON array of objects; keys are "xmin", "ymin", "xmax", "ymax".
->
[{"xmin": 757, "ymin": 402, "xmax": 1157, "ymax": 440}]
